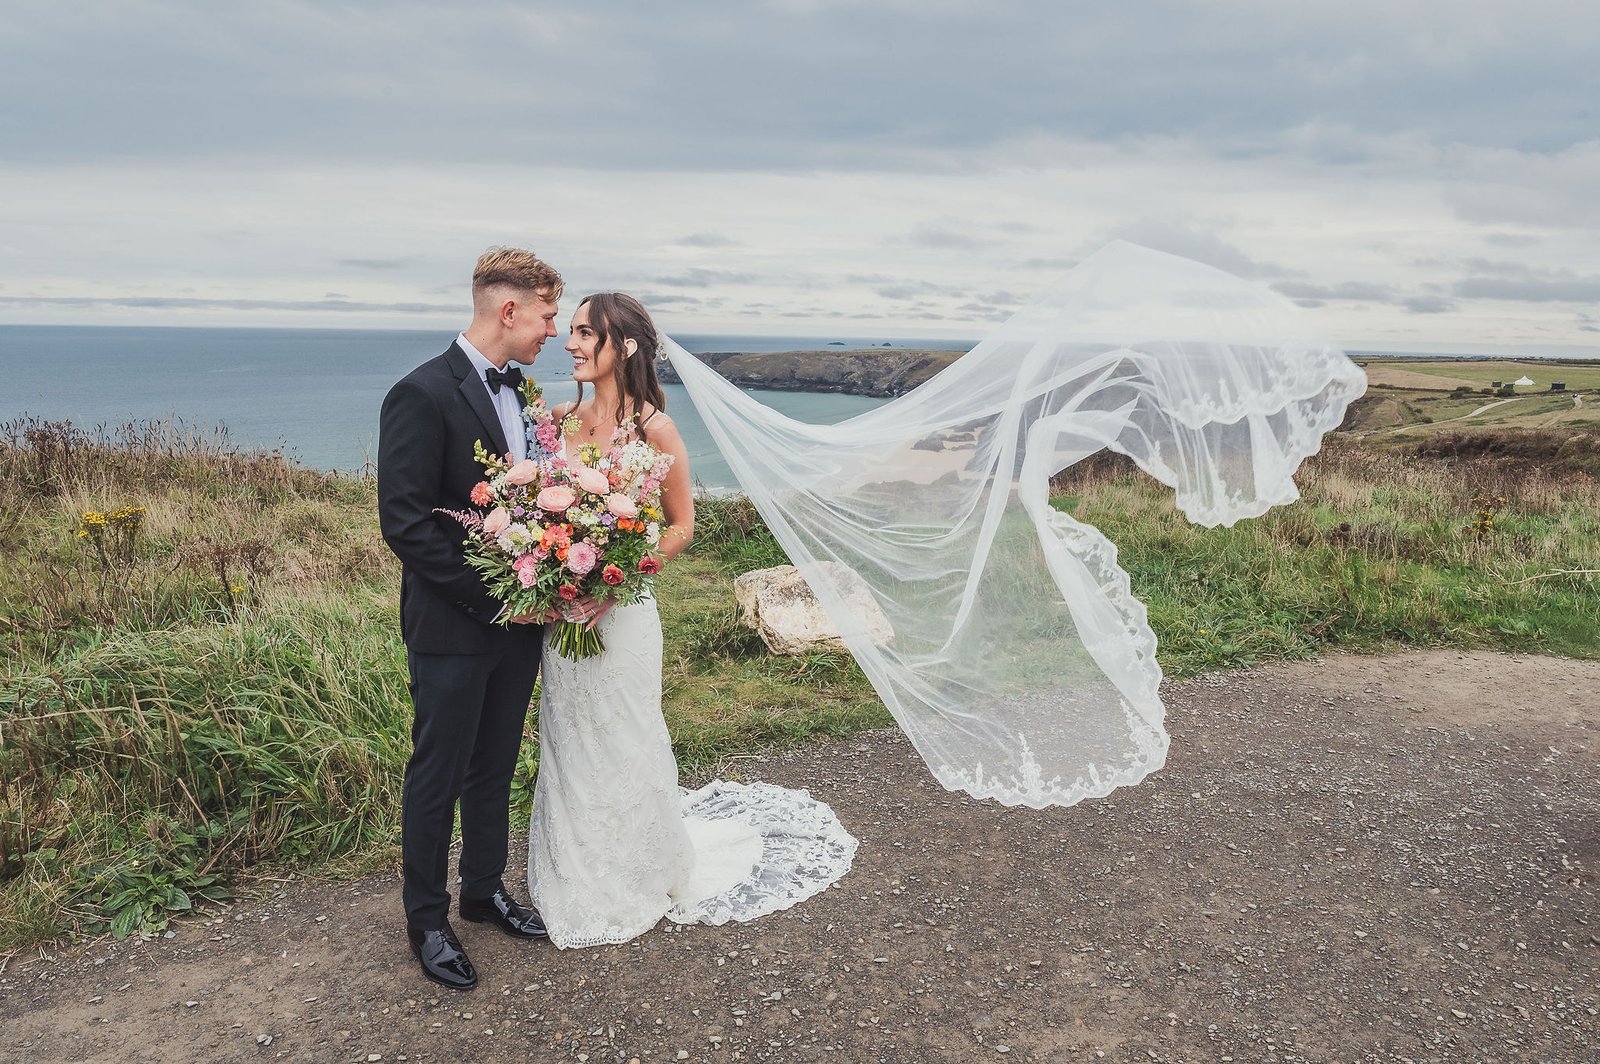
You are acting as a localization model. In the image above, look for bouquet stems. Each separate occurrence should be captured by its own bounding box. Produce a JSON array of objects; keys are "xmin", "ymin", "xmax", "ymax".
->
[{"xmin": 549, "ymin": 619, "xmax": 604, "ymax": 661}]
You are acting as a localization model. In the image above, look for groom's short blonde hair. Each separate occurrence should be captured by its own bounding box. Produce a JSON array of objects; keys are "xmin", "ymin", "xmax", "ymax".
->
[{"xmin": 472, "ymin": 247, "xmax": 564, "ymax": 302}]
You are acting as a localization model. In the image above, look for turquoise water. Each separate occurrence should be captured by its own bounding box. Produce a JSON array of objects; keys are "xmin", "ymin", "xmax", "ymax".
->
[{"xmin": 0, "ymin": 325, "xmax": 972, "ymax": 489}]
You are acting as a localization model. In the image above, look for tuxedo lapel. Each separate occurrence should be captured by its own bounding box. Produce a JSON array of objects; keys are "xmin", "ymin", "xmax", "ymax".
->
[{"xmin": 445, "ymin": 342, "xmax": 511, "ymax": 458}]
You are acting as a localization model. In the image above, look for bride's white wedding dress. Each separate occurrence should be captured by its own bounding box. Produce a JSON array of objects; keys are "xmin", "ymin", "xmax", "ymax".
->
[{"xmin": 526, "ymin": 593, "xmax": 857, "ymax": 949}]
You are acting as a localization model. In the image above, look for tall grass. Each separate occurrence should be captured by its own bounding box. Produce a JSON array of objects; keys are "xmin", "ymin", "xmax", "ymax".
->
[
  {"xmin": 1050, "ymin": 434, "xmax": 1600, "ymax": 672},
  {"xmin": 1, "ymin": 419, "xmax": 1595, "ymax": 951},
  {"xmin": 1, "ymin": 419, "xmax": 403, "ymax": 946}
]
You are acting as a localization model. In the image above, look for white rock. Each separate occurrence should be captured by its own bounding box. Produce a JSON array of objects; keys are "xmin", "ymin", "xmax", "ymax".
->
[{"xmin": 734, "ymin": 563, "xmax": 893, "ymax": 655}]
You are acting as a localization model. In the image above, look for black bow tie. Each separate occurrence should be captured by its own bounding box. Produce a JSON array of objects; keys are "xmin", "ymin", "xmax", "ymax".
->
[{"xmin": 484, "ymin": 366, "xmax": 524, "ymax": 394}]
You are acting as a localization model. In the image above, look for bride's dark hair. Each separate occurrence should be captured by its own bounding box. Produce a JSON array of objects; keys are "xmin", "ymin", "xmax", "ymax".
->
[{"xmin": 575, "ymin": 292, "xmax": 668, "ymax": 440}]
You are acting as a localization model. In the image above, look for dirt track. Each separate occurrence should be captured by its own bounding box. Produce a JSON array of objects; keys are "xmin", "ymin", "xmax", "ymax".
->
[{"xmin": 2, "ymin": 650, "xmax": 1596, "ymax": 1063}]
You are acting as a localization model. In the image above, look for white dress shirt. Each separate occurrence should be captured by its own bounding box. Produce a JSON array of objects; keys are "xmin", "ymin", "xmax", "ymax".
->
[{"xmin": 457, "ymin": 333, "xmax": 528, "ymax": 462}]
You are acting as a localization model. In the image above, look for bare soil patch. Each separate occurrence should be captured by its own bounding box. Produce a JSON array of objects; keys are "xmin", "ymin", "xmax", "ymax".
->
[{"xmin": 3, "ymin": 651, "xmax": 1596, "ymax": 1064}]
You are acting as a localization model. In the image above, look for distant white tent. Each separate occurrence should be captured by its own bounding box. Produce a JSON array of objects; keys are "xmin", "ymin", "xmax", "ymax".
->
[{"xmin": 1514, "ymin": 375, "xmax": 1535, "ymax": 387}]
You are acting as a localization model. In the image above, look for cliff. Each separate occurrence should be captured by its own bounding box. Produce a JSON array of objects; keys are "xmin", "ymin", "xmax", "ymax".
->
[{"xmin": 659, "ymin": 348, "xmax": 965, "ymax": 398}]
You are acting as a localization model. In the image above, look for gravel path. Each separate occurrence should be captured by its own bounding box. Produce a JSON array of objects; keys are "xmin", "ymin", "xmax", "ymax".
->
[{"xmin": 3, "ymin": 650, "xmax": 1596, "ymax": 1063}]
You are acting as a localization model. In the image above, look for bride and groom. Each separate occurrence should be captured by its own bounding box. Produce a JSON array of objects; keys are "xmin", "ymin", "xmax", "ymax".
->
[{"xmin": 377, "ymin": 247, "xmax": 855, "ymax": 990}]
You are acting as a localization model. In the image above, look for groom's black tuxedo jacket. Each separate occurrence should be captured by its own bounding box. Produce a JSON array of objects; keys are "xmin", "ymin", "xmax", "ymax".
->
[{"xmin": 378, "ymin": 342, "xmax": 541, "ymax": 656}]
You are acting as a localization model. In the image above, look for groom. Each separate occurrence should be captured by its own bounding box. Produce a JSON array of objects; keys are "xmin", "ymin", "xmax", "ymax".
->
[{"xmin": 377, "ymin": 246, "xmax": 562, "ymax": 990}]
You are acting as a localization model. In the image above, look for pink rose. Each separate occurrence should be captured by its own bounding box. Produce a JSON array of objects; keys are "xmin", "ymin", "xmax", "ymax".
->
[
  {"xmin": 536, "ymin": 485, "xmax": 577, "ymax": 512},
  {"xmin": 564, "ymin": 540, "xmax": 598, "ymax": 576},
  {"xmin": 504, "ymin": 459, "xmax": 540, "ymax": 486},
  {"xmin": 573, "ymin": 466, "xmax": 610, "ymax": 495},
  {"xmin": 605, "ymin": 493, "xmax": 639, "ymax": 519},
  {"xmin": 517, "ymin": 567, "xmax": 536, "ymax": 588},
  {"xmin": 482, "ymin": 507, "xmax": 511, "ymax": 535}
]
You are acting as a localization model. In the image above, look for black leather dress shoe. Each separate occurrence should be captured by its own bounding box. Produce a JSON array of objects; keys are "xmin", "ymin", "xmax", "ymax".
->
[
  {"xmin": 460, "ymin": 889, "xmax": 548, "ymax": 939},
  {"xmin": 408, "ymin": 922, "xmax": 478, "ymax": 990}
]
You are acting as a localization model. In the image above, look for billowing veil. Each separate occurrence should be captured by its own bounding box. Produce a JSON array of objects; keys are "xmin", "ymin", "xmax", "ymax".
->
[{"xmin": 664, "ymin": 242, "xmax": 1366, "ymax": 808}]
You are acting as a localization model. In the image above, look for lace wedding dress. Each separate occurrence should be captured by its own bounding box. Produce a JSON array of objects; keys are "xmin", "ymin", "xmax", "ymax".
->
[{"xmin": 526, "ymin": 597, "xmax": 857, "ymax": 949}]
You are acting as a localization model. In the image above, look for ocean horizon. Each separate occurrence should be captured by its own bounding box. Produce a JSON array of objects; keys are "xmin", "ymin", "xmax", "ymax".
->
[
  {"xmin": 0, "ymin": 324, "xmax": 976, "ymax": 489},
  {"xmin": 4, "ymin": 323, "xmax": 1596, "ymax": 489}
]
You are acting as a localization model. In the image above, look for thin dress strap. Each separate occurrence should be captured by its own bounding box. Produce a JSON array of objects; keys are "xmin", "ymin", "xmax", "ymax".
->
[{"xmin": 637, "ymin": 407, "xmax": 661, "ymax": 444}]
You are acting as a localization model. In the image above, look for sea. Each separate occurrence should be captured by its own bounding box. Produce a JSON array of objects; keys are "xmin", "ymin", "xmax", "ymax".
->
[
  {"xmin": 4, "ymin": 326, "xmax": 1594, "ymax": 490},
  {"xmin": 0, "ymin": 325, "xmax": 973, "ymax": 490}
]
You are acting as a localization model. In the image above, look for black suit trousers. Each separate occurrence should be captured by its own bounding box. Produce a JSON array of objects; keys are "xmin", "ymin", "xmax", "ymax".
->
[{"xmin": 402, "ymin": 646, "xmax": 541, "ymax": 929}]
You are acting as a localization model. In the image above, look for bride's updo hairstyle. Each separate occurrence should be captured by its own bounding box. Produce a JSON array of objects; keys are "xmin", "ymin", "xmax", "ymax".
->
[{"xmin": 576, "ymin": 292, "xmax": 668, "ymax": 440}]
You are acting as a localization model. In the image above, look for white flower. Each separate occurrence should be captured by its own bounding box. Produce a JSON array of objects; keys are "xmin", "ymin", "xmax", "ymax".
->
[
  {"xmin": 494, "ymin": 523, "xmax": 527, "ymax": 552},
  {"xmin": 646, "ymin": 521, "xmax": 661, "ymax": 545}
]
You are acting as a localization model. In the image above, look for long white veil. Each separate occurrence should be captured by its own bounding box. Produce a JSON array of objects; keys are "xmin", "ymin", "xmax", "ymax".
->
[{"xmin": 664, "ymin": 242, "xmax": 1366, "ymax": 808}]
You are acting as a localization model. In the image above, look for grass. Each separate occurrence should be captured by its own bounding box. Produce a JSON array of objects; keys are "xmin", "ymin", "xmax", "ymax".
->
[
  {"xmin": 1051, "ymin": 437, "xmax": 1600, "ymax": 673},
  {"xmin": 1358, "ymin": 358, "xmax": 1600, "ymax": 392},
  {"xmin": 2, "ymin": 416, "xmax": 1597, "ymax": 952}
]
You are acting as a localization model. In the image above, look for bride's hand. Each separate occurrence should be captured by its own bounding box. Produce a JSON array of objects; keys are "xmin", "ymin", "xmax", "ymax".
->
[
  {"xmin": 558, "ymin": 594, "xmax": 613, "ymax": 628},
  {"xmin": 581, "ymin": 597, "xmax": 617, "ymax": 631}
]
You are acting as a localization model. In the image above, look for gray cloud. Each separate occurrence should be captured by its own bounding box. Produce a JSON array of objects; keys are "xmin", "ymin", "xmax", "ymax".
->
[
  {"xmin": 6, "ymin": 4, "xmax": 1596, "ymax": 169},
  {"xmin": 1402, "ymin": 295, "xmax": 1457, "ymax": 314},
  {"xmin": 652, "ymin": 268, "xmax": 760, "ymax": 289},
  {"xmin": 1482, "ymin": 232, "xmax": 1543, "ymax": 248},
  {"xmin": 957, "ymin": 301, "xmax": 1012, "ymax": 321},
  {"xmin": 904, "ymin": 225, "xmax": 988, "ymax": 251},
  {"xmin": 672, "ymin": 232, "xmax": 738, "ymax": 247},
  {"xmin": 1454, "ymin": 276, "xmax": 1600, "ymax": 303},
  {"xmin": 0, "ymin": 294, "xmax": 458, "ymax": 313},
  {"xmin": 1452, "ymin": 259, "xmax": 1600, "ymax": 303},
  {"xmin": 874, "ymin": 279, "xmax": 964, "ymax": 301},
  {"xmin": 1104, "ymin": 221, "xmax": 1291, "ymax": 279},
  {"xmin": 632, "ymin": 293, "xmax": 704, "ymax": 306},
  {"xmin": 1272, "ymin": 280, "xmax": 1396, "ymax": 302}
]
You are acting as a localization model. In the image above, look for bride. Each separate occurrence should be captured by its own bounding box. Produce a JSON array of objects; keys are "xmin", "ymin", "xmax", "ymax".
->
[{"xmin": 525, "ymin": 292, "xmax": 857, "ymax": 948}]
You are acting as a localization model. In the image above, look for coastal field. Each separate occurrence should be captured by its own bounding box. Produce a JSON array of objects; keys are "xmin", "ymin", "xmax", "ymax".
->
[
  {"xmin": 1348, "ymin": 357, "xmax": 1600, "ymax": 438},
  {"xmin": 2, "ymin": 413, "xmax": 1598, "ymax": 953},
  {"xmin": 1358, "ymin": 357, "xmax": 1600, "ymax": 392}
]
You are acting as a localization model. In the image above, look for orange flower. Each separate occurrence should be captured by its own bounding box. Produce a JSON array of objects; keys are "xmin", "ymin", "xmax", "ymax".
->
[{"xmin": 556, "ymin": 546, "xmax": 569, "ymax": 561}]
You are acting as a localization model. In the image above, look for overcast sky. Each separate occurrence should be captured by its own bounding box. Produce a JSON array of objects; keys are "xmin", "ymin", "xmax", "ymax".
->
[{"xmin": 2, "ymin": 1, "xmax": 1597, "ymax": 351}]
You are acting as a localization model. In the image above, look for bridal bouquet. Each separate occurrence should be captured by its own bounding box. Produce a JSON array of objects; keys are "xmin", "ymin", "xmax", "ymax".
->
[{"xmin": 443, "ymin": 382, "xmax": 673, "ymax": 660}]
